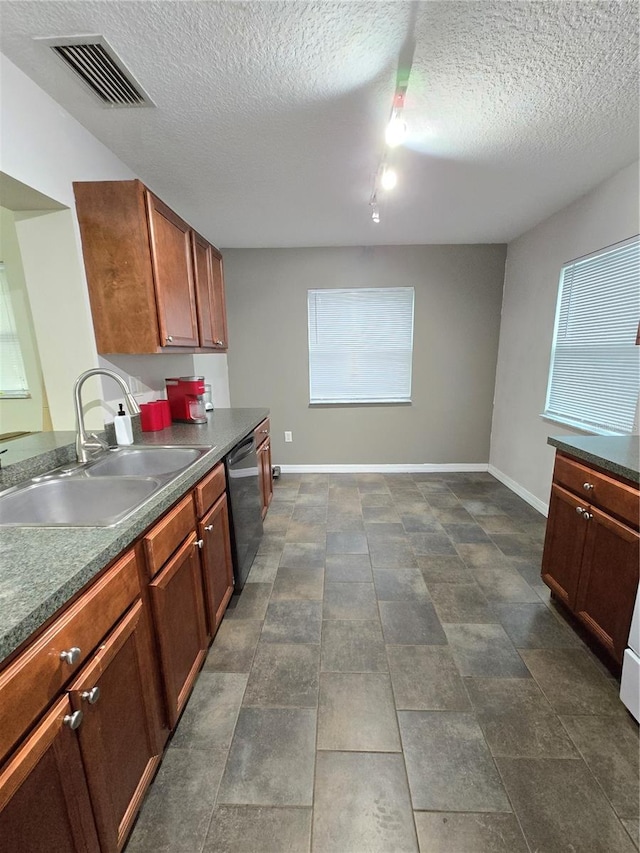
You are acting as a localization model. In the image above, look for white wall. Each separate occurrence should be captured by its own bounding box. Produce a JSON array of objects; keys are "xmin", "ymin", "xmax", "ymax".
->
[
  {"xmin": 490, "ymin": 161, "xmax": 640, "ymax": 511},
  {"xmin": 0, "ymin": 53, "xmax": 231, "ymax": 429}
]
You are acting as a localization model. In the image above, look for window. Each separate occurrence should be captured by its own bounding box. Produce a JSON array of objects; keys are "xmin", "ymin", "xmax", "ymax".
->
[
  {"xmin": 544, "ymin": 236, "xmax": 640, "ymax": 434},
  {"xmin": 0, "ymin": 263, "xmax": 30, "ymax": 399},
  {"xmin": 307, "ymin": 287, "xmax": 414, "ymax": 404}
]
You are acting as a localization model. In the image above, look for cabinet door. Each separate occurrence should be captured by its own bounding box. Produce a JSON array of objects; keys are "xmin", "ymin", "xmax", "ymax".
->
[
  {"xmin": 541, "ymin": 484, "xmax": 587, "ymax": 607},
  {"xmin": 192, "ymin": 232, "xmax": 216, "ymax": 348},
  {"xmin": 574, "ymin": 507, "xmax": 640, "ymax": 663},
  {"xmin": 256, "ymin": 441, "xmax": 266, "ymax": 518},
  {"xmin": 68, "ymin": 599, "xmax": 162, "ymax": 853},
  {"xmin": 210, "ymin": 247, "xmax": 228, "ymax": 350},
  {"xmin": 0, "ymin": 696, "xmax": 100, "ymax": 853},
  {"xmin": 198, "ymin": 493, "xmax": 234, "ymax": 638},
  {"xmin": 149, "ymin": 534, "xmax": 208, "ymax": 728},
  {"xmin": 146, "ymin": 192, "xmax": 199, "ymax": 347},
  {"xmin": 261, "ymin": 438, "xmax": 273, "ymax": 517}
]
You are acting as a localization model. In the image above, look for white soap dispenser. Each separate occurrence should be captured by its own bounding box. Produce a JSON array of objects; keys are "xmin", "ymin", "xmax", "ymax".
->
[{"xmin": 114, "ymin": 403, "xmax": 134, "ymax": 445}]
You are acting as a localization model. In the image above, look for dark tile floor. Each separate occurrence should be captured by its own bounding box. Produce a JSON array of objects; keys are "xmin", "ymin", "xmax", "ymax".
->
[{"xmin": 126, "ymin": 472, "xmax": 639, "ymax": 853}]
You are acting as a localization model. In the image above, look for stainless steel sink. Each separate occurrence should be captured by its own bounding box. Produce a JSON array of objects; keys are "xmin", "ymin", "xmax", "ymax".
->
[
  {"xmin": 0, "ymin": 445, "xmax": 215, "ymax": 527},
  {"xmin": 85, "ymin": 445, "xmax": 210, "ymax": 478},
  {"xmin": 0, "ymin": 476, "xmax": 162, "ymax": 527}
]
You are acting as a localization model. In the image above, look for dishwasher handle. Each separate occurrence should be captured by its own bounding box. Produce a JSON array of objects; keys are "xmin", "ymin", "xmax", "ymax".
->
[{"xmin": 227, "ymin": 436, "xmax": 255, "ymax": 467}]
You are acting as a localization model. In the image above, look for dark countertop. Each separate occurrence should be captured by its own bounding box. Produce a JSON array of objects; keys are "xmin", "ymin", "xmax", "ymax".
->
[
  {"xmin": 0, "ymin": 408, "xmax": 268, "ymax": 663},
  {"xmin": 548, "ymin": 435, "xmax": 639, "ymax": 484}
]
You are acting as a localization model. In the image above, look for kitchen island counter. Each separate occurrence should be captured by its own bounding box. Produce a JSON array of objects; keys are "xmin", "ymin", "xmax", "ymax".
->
[
  {"xmin": 548, "ymin": 434, "xmax": 639, "ymax": 484},
  {"xmin": 0, "ymin": 408, "xmax": 268, "ymax": 662}
]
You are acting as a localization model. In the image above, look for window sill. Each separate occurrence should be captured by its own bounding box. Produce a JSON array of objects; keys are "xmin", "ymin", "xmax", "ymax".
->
[
  {"xmin": 309, "ymin": 400, "xmax": 412, "ymax": 408},
  {"xmin": 539, "ymin": 413, "xmax": 627, "ymax": 437}
]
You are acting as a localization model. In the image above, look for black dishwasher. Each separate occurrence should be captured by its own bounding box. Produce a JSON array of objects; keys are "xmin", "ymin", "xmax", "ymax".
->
[{"xmin": 224, "ymin": 434, "xmax": 264, "ymax": 589}]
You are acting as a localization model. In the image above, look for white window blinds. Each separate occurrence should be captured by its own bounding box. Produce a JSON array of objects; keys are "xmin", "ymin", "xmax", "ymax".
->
[
  {"xmin": 544, "ymin": 236, "xmax": 640, "ymax": 434},
  {"xmin": 308, "ymin": 287, "xmax": 414, "ymax": 404},
  {"xmin": 0, "ymin": 263, "xmax": 30, "ymax": 399}
]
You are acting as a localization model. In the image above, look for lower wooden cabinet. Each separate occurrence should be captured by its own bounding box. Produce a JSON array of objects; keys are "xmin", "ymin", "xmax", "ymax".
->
[
  {"xmin": 0, "ymin": 696, "xmax": 101, "ymax": 853},
  {"xmin": 149, "ymin": 534, "xmax": 208, "ymax": 728},
  {"xmin": 198, "ymin": 493, "xmax": 234, "ymax": 638},
  {"xmin": 541, "ymin": 484, "xmax": 587, "ymax": 607},
  {"xmin": 258, "ymin": 437, "xmax": 273, "ymax": 518},
  {"xmin": 68, "ymin": 600, "xmax": 162, "ymax": 853},
  {"xmin": 0, "ymin": 448, "xmax": 254, "ymax": 851},
  {"xmin": 541, "ymin": 452, "xmax": 640, "ymax": 663},
  {"xmin": 573, "ymin": 506, "xmax": 639, "ymax": 662}
]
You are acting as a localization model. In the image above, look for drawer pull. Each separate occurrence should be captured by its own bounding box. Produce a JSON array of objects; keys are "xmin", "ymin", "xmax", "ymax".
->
[
  {"xmin": 204, "ymin": 524, "xmax": 214, "ymax": 532},
  {"xmin": 195, "ymin": 538, "xmax": 204, "ymax": 549},
  {"xmin": 583, "ymin": 482, "xmax": 594, "ymax": 491},
  {"xmin": 575, "ymin": 506, "xmax": 586, "ymax": 515},
  {"xmin": 63, "ymin": 710, "xmax": 83, "ymax": 730},
  {"xmin": 81, "ymin": 686, "xmax": 101, "ymax": 705},
  {"xmin": 60, "ymin": 647, "xmax": 82, "ymax": 666}
]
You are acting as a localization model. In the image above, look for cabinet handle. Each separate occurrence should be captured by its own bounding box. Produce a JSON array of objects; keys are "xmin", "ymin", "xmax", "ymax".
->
[
  {"xmin": 81, "ymin": 686, "xmax": 101, "ymax": 705},
  {"xmin": 575, "ymin": 506, "xmax": 586, "ymax": 515},
  {"xmin": 194, "ymin": 538, "xmax": 204, "ymax": 549},
  {"xmin": 63, "ymin": 710, "xmax": 83, "ymax": 730},
  {"xmin": 583, "ymin": 482, "xmax": 594, "ymax": 491},
  {"xmin": 214, "ymin": 340, "xmax": 224, "ymax": 346},
  {"xmin": 60, "ymin": 647, "xmax": 82, "ymax": 666},
  {"xmin": 583, "ymin": 512, "xmax": 593, "ymax": 521},
  {"xmin": 166, "ymin": 335, "xmax": 174, "ymax": 343},
  {"xmin": 204, "ymin": 524, "xmax": 214, "ymax": 532}
]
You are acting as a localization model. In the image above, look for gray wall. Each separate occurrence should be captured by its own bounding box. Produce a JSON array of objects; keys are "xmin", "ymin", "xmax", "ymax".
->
[
  {"xmin": 490, "ymin": 160, "xmax": 639, "ymax": 509},
  {"xmin": 224, "ymin": 245, "xmax": 507, "ymax": 466}
]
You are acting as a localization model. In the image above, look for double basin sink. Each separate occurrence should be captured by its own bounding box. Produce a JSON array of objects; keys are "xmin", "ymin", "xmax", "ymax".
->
[{"xmin": 0, "ymin": 445, "xmax": 214, "ymax": 527}]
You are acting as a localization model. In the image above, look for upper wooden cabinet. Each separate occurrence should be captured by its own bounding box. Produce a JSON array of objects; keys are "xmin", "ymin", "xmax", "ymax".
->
[
  {"xmin": 73, "ymin": 180, "xmax": 228, "ymax": 354},
  {"xmin": 146, "ymin": 193, "xmax": 199, "ymax": 348},
  {"xmin": 192, "ymin": 232, "xmax": 228, "ymax": 350}
]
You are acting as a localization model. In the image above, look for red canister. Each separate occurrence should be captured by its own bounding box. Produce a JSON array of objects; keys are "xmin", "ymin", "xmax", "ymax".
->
[
  {"xmin": 140, "ymin": 402, "xmax": 164, "ymax": 431},
  {"xmin": 149, "ymin": 400, "xmax": 171, "ymax": 428}
]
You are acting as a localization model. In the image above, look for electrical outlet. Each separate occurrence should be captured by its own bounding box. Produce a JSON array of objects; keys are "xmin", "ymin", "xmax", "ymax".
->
[
  {"xmin": 284, "ymin": 431, "xmax": 293, "ymax": 442},
  {"xmin": 128, "ymin": 375, "xmax": 143, "ymax": 394}
]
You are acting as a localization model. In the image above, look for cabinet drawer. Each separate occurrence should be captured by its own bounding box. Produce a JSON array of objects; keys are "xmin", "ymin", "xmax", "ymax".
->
[
  {"xmin": 554, "ymin": 454, "xmax": 639, "ymax": 529},
  {"xmin": 144, "ymin": 494, "xmax": 196, "ymax": 577},
  {"xmin": 0, "ymin": 548, "xmax": 141, "ymax": 764},
  {"xmin": 194, "ymin": 462, "xmax": 226, "ymax": 518},
  {"xmin": 254, "ymin": 418, "xmax": 270, "ymax": 448}
]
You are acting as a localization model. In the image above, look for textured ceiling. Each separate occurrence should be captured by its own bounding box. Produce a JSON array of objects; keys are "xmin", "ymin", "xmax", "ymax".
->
[{"xmin": 0, "ymin": 1, "xmax": 638, "ymax": 247}]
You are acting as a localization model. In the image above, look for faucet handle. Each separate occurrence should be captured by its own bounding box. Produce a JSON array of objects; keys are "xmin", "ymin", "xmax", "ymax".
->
[{"xmin": 88, "ymin": 433, "xmax": 109, "ymax": 450}]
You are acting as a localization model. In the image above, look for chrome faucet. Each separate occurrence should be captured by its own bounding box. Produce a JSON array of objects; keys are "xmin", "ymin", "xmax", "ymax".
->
[{"xmin": 73, "ymin": 369, "xmax": 140, "ymax": 463}]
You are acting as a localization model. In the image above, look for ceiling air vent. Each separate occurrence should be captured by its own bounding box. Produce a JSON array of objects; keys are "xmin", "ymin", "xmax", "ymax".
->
[{"xmin": 39, "ymin": 35, "xmax": 154, "ymax": 107}]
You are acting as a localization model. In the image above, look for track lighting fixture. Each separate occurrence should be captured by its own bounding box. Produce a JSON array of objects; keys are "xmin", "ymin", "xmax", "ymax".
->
[
  {"xmin": 368, "ymin": 77, "xmax": 410, "ymax": 224},
  {"xmin": 380, "ymin": 167, "xmax": 398, "ymax": 191}
]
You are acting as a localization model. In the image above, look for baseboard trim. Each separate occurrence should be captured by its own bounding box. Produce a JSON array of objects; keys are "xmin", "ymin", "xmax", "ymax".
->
[
  {"xmin": 278, "ymin": 463, "xmax": 489, "ymax": 474},
  {"xmin": 488, "ymin": 464, "xmax": 549, "ymax": 517}
]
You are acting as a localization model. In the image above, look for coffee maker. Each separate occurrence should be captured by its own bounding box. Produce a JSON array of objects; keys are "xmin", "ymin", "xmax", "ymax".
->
[{"xmin": 165, "ymin": 376, "xmax": 207, "ymax": 423}]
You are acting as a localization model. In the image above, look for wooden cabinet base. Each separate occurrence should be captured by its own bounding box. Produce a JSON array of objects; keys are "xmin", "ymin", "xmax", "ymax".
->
[
  {"xmin": 542, "ymin": 452, "xmax": 639, "ymax": 664},
  {"xmin": 0, "ymin": 697, "xmax": 101, "ymax": 853},
  {"xmin": 149, "ymin": 535, "xmax": 208, "ymax": 728},
  {"xmin": 68, "ymin": 600, "xmax": 162, "ymax": 852}
]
